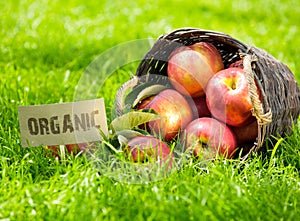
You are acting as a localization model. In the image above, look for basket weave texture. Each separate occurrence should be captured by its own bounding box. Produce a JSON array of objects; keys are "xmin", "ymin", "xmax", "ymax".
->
[{"xmin": 132, "ymin": 28, "xmax": 300, "ymax": 154}]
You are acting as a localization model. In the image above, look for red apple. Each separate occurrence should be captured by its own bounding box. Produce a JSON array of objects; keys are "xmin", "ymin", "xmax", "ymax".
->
[
  {"xmin": 142, "ymin": 89, "xmax": 193, "ymax": 141},
  {"xmin": 167, "ymin": 42, "xmax": 224, "ymax": 97},
  {"xmin": 45, "ymin": 145, "xmax": 61, "ymax": 158},
  {"xmin": 182, "ymin": 117, "xmax": 237, "ymax": 158},
  {"xmin": 206, "ymin": 67, "xmax": 256, "ymax": 127},
  {"xmin": 65, "ymin": 142, "xmax": 96, "ymax": 153},
  {"xmin": 134, "ymin": 96, "xmax": 156, "ymax": 131},
  {"xmin": 229, "ymin": 59, "xmax": 262, "ymax": 99},
  {"xmin": 136, "ymin": 95, "xmax": 155, "ymax": 110},
  {"xmin": 124, "ymin": 136, "xmax": 174, "ymax": 168},
  {"xmin": 45, "ymin": 142, "xmax": 90, "ymax": 158},
  {"xmin": 65, "ymin": 143, "xmax": 81, "ymax": 154},
  {"xmin": 186, "ymin": 96, "xmax": 211, "ymax": 119},
  {"xmin": 231, "ymin": 118, "xmax": 258, "ymax": 145}
]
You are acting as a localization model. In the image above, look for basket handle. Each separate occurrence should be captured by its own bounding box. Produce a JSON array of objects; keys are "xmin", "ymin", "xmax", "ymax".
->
[
  {"xmin": 242, "ymin": 53, "xmax": 272, "ymax": 158},
  {"xmin": 115, "ymin": 76, "xmax": 139, "ymax": 117}
]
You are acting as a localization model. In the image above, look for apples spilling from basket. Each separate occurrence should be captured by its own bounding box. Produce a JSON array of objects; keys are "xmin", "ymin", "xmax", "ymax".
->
[{"xmin": 112, "ymin": 41, "xmax": 261, "ymax": 166}]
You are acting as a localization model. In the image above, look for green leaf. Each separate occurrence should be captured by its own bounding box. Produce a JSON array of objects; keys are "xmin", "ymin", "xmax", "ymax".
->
[
  {"xmin": 123, "ymin": 75, "xmax": 171, "ymax": 113},
  {"xmin": 110, "ymin": 111, "xmax": 161, "ymax": 132},
  {"xmin": 132, "ymin": 84, "xmax": 168, "ymax": 108},
  {"xmin": 116, "ymin": 129, "xmax": 145, "ymax": 140},
  {"xmin": 116, "ymin": 135, "xmax": 129, "ymax": 148},
  {"xmin": 108, "ymin": 130, "xmax": 146, "ymax": 151}
]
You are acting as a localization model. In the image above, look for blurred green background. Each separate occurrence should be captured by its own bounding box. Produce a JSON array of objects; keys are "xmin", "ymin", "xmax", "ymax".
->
[
  {"xmin": 2, "ymin": 0, "xmax": 299, "ymax": 113},
  {"xmin": 1, "ymin": 0, "xmax": 298, "ymax": 73}
]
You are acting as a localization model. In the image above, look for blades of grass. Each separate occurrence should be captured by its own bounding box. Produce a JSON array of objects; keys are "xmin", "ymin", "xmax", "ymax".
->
[{"xmin": 268, "ymin": 137, "xmax": 284, "ymax": 169}]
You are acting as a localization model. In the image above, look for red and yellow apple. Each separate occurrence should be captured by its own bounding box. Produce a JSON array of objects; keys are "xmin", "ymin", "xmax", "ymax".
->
[
  {"xmin": 167, "ymin": 42, "xmax": 224, "ymax": 97},
  {"xmin": 186, "ymin": 95, "xmax": 211, "ymax": 119},
  {"xmin": 206, "ymin": 67, "xmax": 255, "ymax": 127},
  {"xmin": 182, "ymin": 117, "xmax": 237, "ymax": 159},
  {"xmin": 139, "ymin": 89, "xmax": 193, "ymax": 141},
  {"xmin": 124, "ymin": 135, "xmax": 174, "ymax": 168},
  {"xmin": 231, "ymin": 118, "xmax": 258, "ymax": 145}
]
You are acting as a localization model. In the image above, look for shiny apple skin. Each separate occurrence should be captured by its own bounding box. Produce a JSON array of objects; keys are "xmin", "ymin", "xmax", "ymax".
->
[
  {"xmin": 186, "ymin": 95, "xmax": 211, "ymax": 119},
  {"xmin": 146, "ymin": 89, "xmax": 193, "ymax": 141},
  {"xmin": 167, "ymin": 42, "xmax": 224, "ymax": 97},
  {"xmin": 206, "ymin": 68, "xmax": 254, "ymax": 127},
  {"xmin": 125, "ymin": 136, "xmax": 173, "ymax": 168},
  {"xmin": 183, "ymin": 117, "xmax": 237, "ymax": 158},
  {"xmin": 231, "ymin": 118, "xmax": 258, "ymax": 145}
]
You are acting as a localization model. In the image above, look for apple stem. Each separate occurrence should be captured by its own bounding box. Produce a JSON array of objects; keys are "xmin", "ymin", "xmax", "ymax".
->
[{"xmin": 231, "ymin": 81, "xmax": 236, "ymax": 90}]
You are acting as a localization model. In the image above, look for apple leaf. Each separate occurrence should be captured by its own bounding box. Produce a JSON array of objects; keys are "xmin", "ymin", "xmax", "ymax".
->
[
  {"xmin": 107, "ymin": 129, "xmax": 145, "ymax": 152},
  {"xmin": 116, "ymin": 134, "xmax": 128, "ymax": 148},
  {"xmin": 123, "ymin": 75, "xmax": 171, "ymax": 113},
  {"xmin": 132, "ymin": 84, "xmax": 168, "ymax": 108},
  {"xmin": 116, "ymin": 131, "xmax": 141, "ymax": 148},
  {"xmin": 110, "ymin": 111, "xmax": 161, "ymax": 132},
  {"xmin": 115, "ymin": 129, "xmax": 145, "ymax": 140}
]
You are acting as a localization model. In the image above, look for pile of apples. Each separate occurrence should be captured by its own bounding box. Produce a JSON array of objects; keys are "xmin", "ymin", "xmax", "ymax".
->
[{"xmin": 123, "ymin": 41, "xmax": 260, "ymax": 165}]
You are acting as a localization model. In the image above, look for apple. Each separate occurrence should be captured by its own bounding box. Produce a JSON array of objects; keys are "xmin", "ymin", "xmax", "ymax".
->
[
  {"xmin": 141, "ymin": 89, "xmax": 193, "ymax": 141},
  {"xmin": 45, "ymin": 144, "xmax": 75, "ymax": 159},
  {"xmin": 75, "ymin": 142, "xmax": 99, "ymax": 152},
  {"xmin": 167, "ymin": 42, "xmax": 224, "ymax": 97},
  {"xmin": 206, "ymin": 67, "xmax": 256, "ymax": 127},
  {"xmin": 65, "ymin": 143, "xmax": 81, "ymax": 154},
  {"xmin": 45, "ymin": 142, "xmax": 95, "ymax": 159},
  {"xmin": 65, "ymin": 142, "xmax": 96, "ymax": 153},
  {"xmin": 136, "ymin": 95, "xmax": 155, "ymax": 110},
  {"xmin": 186, "ymin": 95, "xmax": 211, "ymax": 119},
  {"xmin": 231, "ymin": 118, "xmax": 258, "ymax": 145},
  {"xmin": 124, "ymin": 135, "xmax": 174, "ymax": 168},
  {"xmin": 182, "ymin": 117, "xmax": 237, "ymax": 158},
  {"xmin": 45, "ymin": 145, "xmax": 61, "ymax": 158}
]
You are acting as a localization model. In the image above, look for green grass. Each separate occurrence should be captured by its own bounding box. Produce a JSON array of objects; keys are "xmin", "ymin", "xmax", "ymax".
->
[{"xmin": 1, "ymin": 0, "xmax": 300, "ymax": 220}]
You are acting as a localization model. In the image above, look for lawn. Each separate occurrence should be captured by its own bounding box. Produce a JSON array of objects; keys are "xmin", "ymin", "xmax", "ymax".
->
[{"xmin": 1, "ymin": 0, "xmax": 300, "ymax": 220}]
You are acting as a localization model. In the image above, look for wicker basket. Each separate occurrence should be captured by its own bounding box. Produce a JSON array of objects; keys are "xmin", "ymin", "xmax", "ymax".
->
[{"xmin": 116, "ymin": 28, "xmax": 300, "ymax": 158}]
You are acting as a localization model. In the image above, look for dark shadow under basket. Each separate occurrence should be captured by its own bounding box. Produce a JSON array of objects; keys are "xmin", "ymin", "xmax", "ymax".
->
[{"xmin": 119, "ymin": 28, "xmax": 300, "ymax": 158}]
